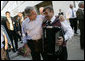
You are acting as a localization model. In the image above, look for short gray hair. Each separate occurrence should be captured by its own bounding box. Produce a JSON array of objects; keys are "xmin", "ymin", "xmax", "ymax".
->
[
  {"xmin": 24, "ymin": 6, "xmax": 34, "ymax": 16},
  {"xmin": 78, "ymin": 1, "xmax": 84, "ymax": 8}
]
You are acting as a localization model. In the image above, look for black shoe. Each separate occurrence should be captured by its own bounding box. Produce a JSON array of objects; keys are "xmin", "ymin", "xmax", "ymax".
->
[
  {"xmin": 21, "ymin": 41, "xmax": 23, "ymax": 43},
  {"xmin": 12, "ymin": 49, "xmax": 16, "ymax": 52},
  {"xmin": 75, "ymin": 32, "xmax": 78, "ymax": 34}
]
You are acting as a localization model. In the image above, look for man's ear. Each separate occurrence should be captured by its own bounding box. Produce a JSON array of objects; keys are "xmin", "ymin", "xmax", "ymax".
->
[{"xmin": 50, "ymin": 10, "xmax": 53, "ymax": 13}]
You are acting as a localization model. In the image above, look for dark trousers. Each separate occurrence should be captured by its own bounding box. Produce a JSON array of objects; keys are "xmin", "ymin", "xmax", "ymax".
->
[
  {"xmin": 6, "ymin": 50, "xmax": 10, "ymax": 60},
  {"xmin": 42, "ymin": 46, "xmax": 68, "ymax": 60},
  {"xmin": 27, "ymin": 39, "xmax": 68, "ymax": 60},
  {"xmin": 27, "ymin": 39, "xmax": 42, "ymax": 60},
  {"xmin": 70, "ymin": 18, "xmax": 78, "ymax": 33},
  {"xmin": 8, "ymin": 30, "xmax": 18, "ymax": 51},
  {"xmin": 80, "ymin": 28, "xmax": 84, "ymax": 49},
  {"xmin": 58, "ymin": 46, "xmax": 68, "ymax": 60},
  {"xmin": 16, "ymin": 31, "xmax": 21, "ymax": 41}
]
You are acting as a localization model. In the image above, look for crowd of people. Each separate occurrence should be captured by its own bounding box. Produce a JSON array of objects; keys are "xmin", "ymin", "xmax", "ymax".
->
[{"xmin": 1, "ymin": 1, "xmax": 84, "ymax": 60}]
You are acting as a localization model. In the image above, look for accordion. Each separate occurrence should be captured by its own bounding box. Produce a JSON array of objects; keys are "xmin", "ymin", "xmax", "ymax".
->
[{"xmin": 42, "ymin": 26, "xmax": 65, "ymax": 55}]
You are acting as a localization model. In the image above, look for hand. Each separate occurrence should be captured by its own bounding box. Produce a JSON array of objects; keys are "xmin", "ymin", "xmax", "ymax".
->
[
  {"xmin": 56, "ymin": 36, "xmax": 63, "ymax": 46},
  {"xmin": 5, "ymin": 45, "xmax": 8, "ymax": 50}
]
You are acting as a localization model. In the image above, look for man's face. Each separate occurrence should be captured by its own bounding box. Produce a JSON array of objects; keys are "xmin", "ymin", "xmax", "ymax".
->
[
  {"xmin": 6, "ymin": 13, "xmax": 10, "ymax": 18},
  {"xmin": 29, "ymin": 10, "xmax": 37, "ymax": 21},
  {"xmin": 18, "ymin": 13, "xmax": 23, "ymax": 17},
  {"xmin": 70, "ymin": 4, "xmax": 73, "ymax": 9},
  {"xmin": 43, "ymin": 9, "xmax": 53, "ymax": 20},
  {"xmin": 81, "ymin": 4, "xmax": 84, "ymax": 8}
]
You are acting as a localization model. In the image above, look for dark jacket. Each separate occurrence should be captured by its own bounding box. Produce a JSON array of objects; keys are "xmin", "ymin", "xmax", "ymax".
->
[
  {"xmin": 42, "ymin": 16, "xmax": 67, "ymax": 60},
  {"xmin": 14, "ymin": 16, "xmax": 21, "ymax": 32},
  {"xmin": 76, "ymin": 8, "xmax": 84, "ymax": 30},
  {"xmin": 6, "ymin": 17, "xmax": 16, "ymax": 31}
]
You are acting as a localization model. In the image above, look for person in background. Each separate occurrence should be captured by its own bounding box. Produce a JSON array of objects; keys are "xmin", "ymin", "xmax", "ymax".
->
[
  {"xmin": 76, "ymin": 1, "xmax": 84, "ymax": 50},
  {"xmin": 18, "ymin": 12, "xmax": 24, "ymax": 26},
  {"xmin": 58, "ymin": 9, "xmax": 64, "ymax": 16},
  {"xmin": 1, "ymin": 29, "xmax": 9, "ymax": 60},
  {"xmin": 66, "ymin": 4, "xmax": 78, "ymax": 34},
  {"xmin": 1, "ymin": 17, "xmax": 13, "ymax": 49},
  {"xmin": 17, "ymin": 12, "xmax": 24, "ymax": 41},
  {"xmin": 5, "ymin": 11, "xmax": 18, "ymax": 52}
]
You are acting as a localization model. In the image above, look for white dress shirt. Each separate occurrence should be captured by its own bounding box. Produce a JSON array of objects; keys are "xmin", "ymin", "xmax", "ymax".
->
[
  {"xmin": 61, "ymin": 20, "xmax": 74, "ymax": 41},
  {"xmin": 22, "ymin": 15, "xmax": 74, "ymax": 43},
  {"xmin": 7, "ymin": 17, "xmax": 14, "ymax": 30},
  {"xmin": 50, "ymin": 15, "xmax": 56, "ymax": 23},
  {"xmin": 22, "ymin": 15, "xmax": 44, "ymax": 43},
  {"xmin": 51, "ymin": 15, "xmax": 74, "ymax": 41},
  {"xmin": 21, "ymin": 16, "xmax": 24, "ymax": 22},
  {"xmin": 79, "ymin": 8, "xmax": 84, "ymax": 11},
  {"xmin": 66, "ymin": 8, "xmax": 77, "ymax": 19}
]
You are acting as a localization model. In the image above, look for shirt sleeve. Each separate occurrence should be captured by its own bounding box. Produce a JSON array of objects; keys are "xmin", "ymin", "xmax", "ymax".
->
[
  {"xmin": 61, "ymin": 20, "xmax": 74, "ymax": 41},
  {"xmin": 66, "ymin": 9, "xmax": 70, "ymax": 19},
  {"xmin": 21, "ymin": 21, "xmax": 27, "ymax": 43},
  {"xmin": 39, "ymin": 15, "xmax": 45, "ymax": 21}
]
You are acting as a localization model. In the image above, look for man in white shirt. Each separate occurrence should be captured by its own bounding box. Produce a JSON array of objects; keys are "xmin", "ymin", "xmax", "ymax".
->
[
  {"xmin": 5, "ymin": 11, "xmax": 18, "ymax": 52},
  {"xmin": 22, "ymin": 7, "xmax": 44, "ymax": 60},
  {"xmin": 66, "ymin": 4, "xmax": 78, "ymax": 34},
  {"xmin": 59, "ymin": 15, "xmax": 74, "ymax": 41}
]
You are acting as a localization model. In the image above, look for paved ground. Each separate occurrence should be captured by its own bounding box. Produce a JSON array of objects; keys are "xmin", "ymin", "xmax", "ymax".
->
[
  {"xmin": 67, "ymin": 33, "xmax": 84, "ymax": 60},
  {"xmin": 9, "ymin": 30, "xmax": 84, "ymax": 60}
]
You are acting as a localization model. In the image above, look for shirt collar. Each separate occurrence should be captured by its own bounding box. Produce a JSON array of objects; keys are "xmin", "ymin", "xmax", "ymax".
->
[
  {"xmin": 50, "ymin": 15, "xmax": 56, "ymax": 23},
  {"xmin": 7, "ymin": 17, "xmax": 11, "ymax": 20},
  {"xmin": 79, "ymin": 8, "xmax": 84, "ymax": 10}
]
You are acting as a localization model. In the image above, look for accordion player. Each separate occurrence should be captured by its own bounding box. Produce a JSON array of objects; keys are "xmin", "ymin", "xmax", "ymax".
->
[{"xmin": 42, "ymin": 25, "xmax": 65, "ymax": 59}]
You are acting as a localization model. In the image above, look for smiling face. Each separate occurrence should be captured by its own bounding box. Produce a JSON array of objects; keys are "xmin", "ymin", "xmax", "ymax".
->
[
  {"xmin": 29, "ymin": 10, "xmax": 37, "ymax": 21},
  {"xmin": 43, "ymin": 9, "xmax": 54, "ymax": 20}
]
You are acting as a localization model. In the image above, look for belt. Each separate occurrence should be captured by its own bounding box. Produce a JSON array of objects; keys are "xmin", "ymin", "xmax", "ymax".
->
[{"xmin": 27, "ymin": 39, "xmax": 42, "ymax": 42}]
